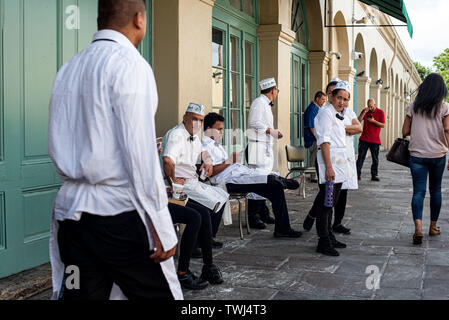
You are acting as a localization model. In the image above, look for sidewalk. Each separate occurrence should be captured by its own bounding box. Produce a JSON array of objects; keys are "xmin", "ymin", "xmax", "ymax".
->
[{"xmin": 2, "ymin": 152, "xmax": 449, "ymax": 300}]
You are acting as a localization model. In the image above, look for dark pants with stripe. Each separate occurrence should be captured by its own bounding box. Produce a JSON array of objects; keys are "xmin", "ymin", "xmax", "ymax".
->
[{"xmin": 57, "ymin": 211, "xmax": 174, "ymax": 300}]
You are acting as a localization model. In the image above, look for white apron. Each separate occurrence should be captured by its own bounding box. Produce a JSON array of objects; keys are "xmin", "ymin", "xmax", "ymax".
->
[
  {"xmin": 342, "ymin": 135, "xmax": 358, "ymax": 190},
  {"xmin": 317, "ymin": 147, "xmax": 350, "ymax": 185},
  {"xmin": 183, "ymin": 179, "xmax": 229, "ymax": 212}
]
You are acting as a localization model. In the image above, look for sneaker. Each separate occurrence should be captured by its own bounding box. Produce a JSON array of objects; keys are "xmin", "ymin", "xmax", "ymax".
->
[
  {"xmin": 332, "ymin": 224, "xmax": 351, "ymax": 235},
  {"xmin": 371, "ymin": 176, "xmax": 380, "ymax": 182},
  {"xmin": 212, "ymin": 239, "xmax": 223, "ymax": 249},
  {"xmin": 191, "ymin": 247, "xmax": 202, "ymax": 259},
  {"xmin": 303, "ymin": 214, "xmax": 315, "ymax": 231},
  {"xmin": 178, "ymin": 271, "xmax": 209, "ymax": 290},
  {"xmin": 273, "ymin": 229, "xmax": 303, "ymax": 238},
  {"xmin": 200, "ymin": 264, "xmax": 224, "ymax": 285}
]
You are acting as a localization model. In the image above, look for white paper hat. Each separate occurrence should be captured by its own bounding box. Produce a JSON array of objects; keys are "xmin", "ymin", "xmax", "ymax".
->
[
  {"xmin": 333, "ymin": 81, "xmax": 351, "ymax": 95},
  {"xmin": 259, "ymin": 78, "xmax": 277, "ymax": 91},
  {"xmin": 186, "ymin": 103, "xmax": 205, "ymax": 116},
  {"xmin": 329, "ymin": 77, "xmax": 341, "ymax": 85}
]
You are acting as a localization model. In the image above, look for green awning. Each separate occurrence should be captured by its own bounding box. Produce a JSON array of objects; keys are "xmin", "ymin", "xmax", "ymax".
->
[{"xmin": 359, "ymin": 0, "xmax": 413, "ymax": 38}]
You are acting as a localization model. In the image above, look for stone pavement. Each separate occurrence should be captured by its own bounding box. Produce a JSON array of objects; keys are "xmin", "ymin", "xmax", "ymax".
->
[
  {"xmin": 9, "ymin": 152, "xmax": 449, "ymax": 300},
  {"xmin": 184, "ymin": 152, "xmax": 449, "ymax": 300}
]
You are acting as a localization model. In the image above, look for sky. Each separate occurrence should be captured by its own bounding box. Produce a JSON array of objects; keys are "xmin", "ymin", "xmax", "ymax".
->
[{"xmin": 395, "ymin": 0, "xmax": 449, "ymax": 69}]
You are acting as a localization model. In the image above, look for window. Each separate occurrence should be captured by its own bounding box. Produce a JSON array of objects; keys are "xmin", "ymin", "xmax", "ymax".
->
[{"xmin": 291, "ymin": 0, "xmax": 308, "ymax": 48}]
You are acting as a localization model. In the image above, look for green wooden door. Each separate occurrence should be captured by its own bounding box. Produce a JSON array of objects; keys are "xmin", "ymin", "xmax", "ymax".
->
[
  {"xmin": 212, "ymin": 1, "xmax": 259, "ymax": 156},
  {"xmin": 0, "ymin": 0, "xmax": 153, "ymax": 278}
]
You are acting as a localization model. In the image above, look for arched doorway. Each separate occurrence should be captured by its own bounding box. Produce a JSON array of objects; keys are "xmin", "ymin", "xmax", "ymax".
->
[{"xmin": 380, "ymin": 60, "xmax": 388, "ymax": 147}]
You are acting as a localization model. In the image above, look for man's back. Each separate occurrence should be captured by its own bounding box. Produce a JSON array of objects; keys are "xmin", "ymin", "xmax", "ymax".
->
[{"xmin": 48, "ymin": 30, "xmax": 164, "ymax": 220}]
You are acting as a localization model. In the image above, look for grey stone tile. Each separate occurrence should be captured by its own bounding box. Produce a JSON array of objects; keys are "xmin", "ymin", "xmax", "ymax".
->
[
  {"xmin": 214, "ymin": 252, "xmax": 287, "ymax": 269},
  {"xmin": 373, "ymin": 288, "xmax": 422, "ymax": 300},
  {"xmin": 422, "ymin": 279, "xmax": 449, "ymax": 300},
  {"xmin": 286, "ymin": 272, "xmax": 374, "ymax": 298},
  {"xmin": 424, "ymin": 265, "xmax": 449, "ymax": 281},
  {"xmin": 280, "ymin": 257, "xmax": 341, "ymax": 274},
  {"xmin": 426, "ymin": 250, "xmax": 449, "ymax": 266},
  {"xmin": 271, "ymin": 290, "xmax": 364, "ymax": 300},
  {"xmin": 380, "ymin": 264, "xmax": 424, "ymax": 289},
  {"xmin": 388, "ymin": 254, "xmax": 425, "ymax": 266},
  {"xmin": 183, "ymin": 286, "xmax": 278, "ymax": 300}
]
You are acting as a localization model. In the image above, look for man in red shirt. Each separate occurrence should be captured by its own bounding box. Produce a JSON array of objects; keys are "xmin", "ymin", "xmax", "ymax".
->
[{"xmin": 356, "ymin": 99, "xmax": 386, "ymax": 181}]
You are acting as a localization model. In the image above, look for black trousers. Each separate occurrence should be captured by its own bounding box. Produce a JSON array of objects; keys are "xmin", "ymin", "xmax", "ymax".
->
[
  {"xmin": 169, "ymin": 202, "xmax": 213, "ymax": 272},
  {"xmin": 57, "ymin": 211, "xmax": 173, "ymax": 300},
  {"xmin": 333, "ymin": 189, "xmax": 348, "ymax": 227},
  {"xmin": 356, "ymin": 140, "xmax": 380, "ymax": 177},
  {"xmin": 226, "ymin": 175, "xmax": 292, "ymax": 234}
]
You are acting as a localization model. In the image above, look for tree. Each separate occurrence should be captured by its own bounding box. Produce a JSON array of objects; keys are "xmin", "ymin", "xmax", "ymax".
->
[
  {"xmin": 433, "ymin": 49, "xmax": 449, "ymax": 102},
  {"xmin": 413, "ymin": 61, "xmax": 432, "ymax": 81}
]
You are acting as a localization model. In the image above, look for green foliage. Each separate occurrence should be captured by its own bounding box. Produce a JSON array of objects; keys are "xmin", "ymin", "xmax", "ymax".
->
[
  {"xmin": 433, "ymin": 49, "xmax": 449, "ymax": 102},
  {"xmin": 413, "ymin": 61, "xmax": 432, "ymax": 81}
]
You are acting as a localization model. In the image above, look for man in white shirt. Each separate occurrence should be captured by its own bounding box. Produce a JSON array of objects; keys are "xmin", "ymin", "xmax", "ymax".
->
[
  {"xmin": 246, "ymin": 78, "xmax": 283, "ymax": 228},
  {"xmin": 309, "ymin": 81, "xmax": 352, "ymax": 257},
  {"xmin": 203, "ymin": 113, "xmax": 302, "ymax": 238},
  {"xmin": 48, "ymin": 0, "xmax": 182, "ymax": 300},
  {"xmin": 162, "ymin": 103, "xmax": 228, "ymax": 284}
]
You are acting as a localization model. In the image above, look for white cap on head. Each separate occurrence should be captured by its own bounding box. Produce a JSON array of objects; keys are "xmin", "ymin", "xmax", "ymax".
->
[
  {"xmin": 260, "ymin": 78, "xmax": 277, "ymax": 91},
  {"xmin": 333, "ymin": 81, "xmax": 351, "ymax": 95},
  {"xmin": 186, "ymin": 103, "xmax": 205, "ymax": 116},
  {"xmin": 329, "ymin": 77, "xmax": 341, "ymax": 85}
]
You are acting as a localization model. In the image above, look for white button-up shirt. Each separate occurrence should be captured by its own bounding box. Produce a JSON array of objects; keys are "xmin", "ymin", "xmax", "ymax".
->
[
  {"xmin": 48, "ymin": 29, "xmax": 182, "ymax": 300},
  {"xmin": 202, "ymin": 136, "xmax": 268, "ymax": 186},
  {"xmin": 162, "ymin": 123, "xmax": 202, "ymax": 179},
  {"xmin": 314, "ymin": 104, "xmax": 349, "ymax": 184},
  {"xmin": 247, "ymin": 95, "xmax": 274, "ymax": 143}
]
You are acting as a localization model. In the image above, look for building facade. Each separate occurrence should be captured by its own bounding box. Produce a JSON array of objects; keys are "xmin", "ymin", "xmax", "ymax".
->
[{"xmin": 0, "ymin": 0, "xmax": 420, "ymax": 278}]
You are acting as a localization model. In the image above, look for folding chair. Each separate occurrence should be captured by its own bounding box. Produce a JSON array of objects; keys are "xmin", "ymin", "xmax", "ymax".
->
[{"xmin": 285, "ymin": 145, "xmax": 316, "ymax": 198}]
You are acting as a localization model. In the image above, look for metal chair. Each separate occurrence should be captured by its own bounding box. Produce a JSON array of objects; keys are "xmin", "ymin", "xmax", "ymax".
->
[
  {"xmin": 228, "ymin": 192, "xmax": 250, "ymax": 240},
  {"xmin": 285, "ymin": 145, "xmax": 316, "ymax": 198}
]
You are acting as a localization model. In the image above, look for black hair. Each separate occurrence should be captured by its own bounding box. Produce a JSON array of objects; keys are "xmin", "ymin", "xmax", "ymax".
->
[
  {"xmin": 332, "ymin": 88, "xmax": 351, "ymax": 100},
  {"xmin": 314, "ymin": 91, "xmax": 326, "ymax": 101},
  {"xmin": 98, "ymin": 0, "xmax": 146, "ymax": 30},
  {"xmin": 261, "ymin": 87, "xmax": 276, "ymax": 95},
  {"xmin": 326, "ymin": 81, "xmax": 339, "ymax": 94},
  {"xmin": 204, "ymin": 112, "xmax": 225, "ymax": 131},
  {"xmin": 413, "ymin": 73, "xmax": 448, "ymax": 118}
]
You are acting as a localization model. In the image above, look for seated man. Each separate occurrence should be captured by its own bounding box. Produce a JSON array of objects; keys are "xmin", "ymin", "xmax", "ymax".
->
[
  {"xmin": 202, "ymin": 112, "xmax": 302, "ymax": 239},
  {"xmin": 162, "ymin": 103, "xmax": 228, "ymax": 286}
]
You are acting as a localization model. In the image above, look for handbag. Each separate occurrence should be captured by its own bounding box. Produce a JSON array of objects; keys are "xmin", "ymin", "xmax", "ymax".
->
[{"xmin": 386, "ymin": 138, "xmax": 410, "ymax": 167}]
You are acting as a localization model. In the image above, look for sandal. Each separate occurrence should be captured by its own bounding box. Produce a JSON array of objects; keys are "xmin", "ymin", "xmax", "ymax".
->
[
  {"xmin": 429, "ymin": 226, "xmax": 441, "ymax": 236},
  {"xmin": 413, "ymin": 232, "xmax": 423, "ymax": 245}
]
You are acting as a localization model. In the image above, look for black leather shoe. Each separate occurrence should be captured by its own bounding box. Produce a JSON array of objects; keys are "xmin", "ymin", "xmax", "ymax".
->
[
  {"xmin": 200, "ymin": 264, "xmax": 224, "ymax": 285},
  {"xmin": 249, "ymin": 217, "xmax": 266, "ymax": 229},
  {"xmin": 358, "ymin": 175, "xmax": 361, "ymax": 181},
  {"xmin": 329, "ymin": 233, "xmax": 347, "ymax": 249},
  {"xmin": 332, "ymin": 224, "xmax": 351, "ymax": 235},
  {"xmin": 303, "ymin": 214, "xmax": 315, "ymax": 231},
  {"xmin": 260, "ymin": 215, "xmax": 275, "ymax": 224},
  {"xmin": 191, "ymin": 247, "xmax": 202, "ymax": 259},
  {"xmin": 274, "ymin": 229, "xmax": 303, "ymax": 238},
  {"xmin": 284, "ymin": 178, "xmax": 300, "ymax": 190},
  {"xmin": 371, "ymin": 176, "xmax": 380, "ymax": 182},
  {"xmin": 316, "ymin": 238, "xmax": 340, "ymax": 256},
  {"xmin": 212, "ymin": 239, "xmax": 223, "ymax": 249},
  {"xmin": 178, "ymin": 271, "xmax": 209, "ymax": 290}
]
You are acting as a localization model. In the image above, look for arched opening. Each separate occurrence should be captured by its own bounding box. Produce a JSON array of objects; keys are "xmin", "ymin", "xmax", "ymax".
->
[
  {"xmin": 369, "ymin": 48, "xmax": 378, "ymax": 98},
  {"xmin": 333, "ymin": 11, "xmax": 350, "ymax": 71},
  {"xmin": 354, "ymin": 33, "xmax": 367, "ymax": 114}
]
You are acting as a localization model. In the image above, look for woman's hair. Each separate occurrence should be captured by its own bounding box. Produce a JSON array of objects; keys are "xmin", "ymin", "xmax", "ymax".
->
[{"xmin": 413, "ymin": 73, "xmax": 448, "ymax": 118}]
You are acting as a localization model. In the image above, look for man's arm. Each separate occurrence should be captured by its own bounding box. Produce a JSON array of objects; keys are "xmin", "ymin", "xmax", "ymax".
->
[
  {"xmin": 310, "ymin": 127, "xmax": 315, "ymax": 135},
  {"xmin": 345, "ymin": 118, "xmax": 363, "ymax": 136},
  {"xmin": 367, "ymin": 118, "xmax": 385, "ymax": 128},
  {"xmin": 321, "ymin": 143, "xmax": 335, "ymax": 181},
  {"xmin": 358, "ymin": 108, "xmax": 368, "ymax": 122}
]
